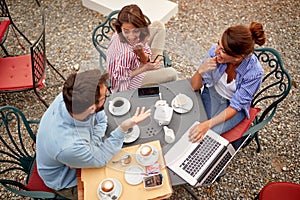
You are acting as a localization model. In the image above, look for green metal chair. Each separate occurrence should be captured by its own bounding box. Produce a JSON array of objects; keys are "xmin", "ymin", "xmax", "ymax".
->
[
  {"xmin": 92, "ymin": 10, "xmax": 172, "ymax": 73},
  {"xmin": 238, "ymin": 47, "xmax": 292, "ymax": 152},
  {"xmin": 0, "ymin": 106, "xmax": 66, "ymax": 199},
  {"xmin": 181, "ymin": 48, "xmax": 292, "ymax": 200}
]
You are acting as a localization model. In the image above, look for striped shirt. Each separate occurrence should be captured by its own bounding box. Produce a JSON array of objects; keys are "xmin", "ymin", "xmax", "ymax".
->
[
  {"xmin": 201, "ymin": 44, "xmax": 264, "ymax": 118},
  {"xmin": 106, "ymin": 33, "xmax": 151, "ymax": 93}
]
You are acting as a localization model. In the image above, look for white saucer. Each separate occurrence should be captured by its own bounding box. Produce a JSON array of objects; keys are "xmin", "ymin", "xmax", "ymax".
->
[
  {"xmin": 171, "ymin": 94, "xmax": 193, "ymax": 114},
  {"xmin": 136, "ymin": 145, "xmax": 159, "ymax": 166},
  {"xmin": 97, "ymin": 178, "xmax": 122, "ymax": 200},
  {"xmin": 124, "ymin": 165, "xmax": 144, "ymax": 185},
  {"xmin": 108, "ymin": 97, "xmax": 131, "ymax": 116},
  {"xmin": 124, "ymin": 125, "xmax": 140, "ymax": 143}
]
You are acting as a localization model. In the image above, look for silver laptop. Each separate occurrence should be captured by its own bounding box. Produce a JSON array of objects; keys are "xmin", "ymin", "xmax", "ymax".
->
[{"xmin": 165, "ymin": 121, "xmax": 249, "ymax": 186}]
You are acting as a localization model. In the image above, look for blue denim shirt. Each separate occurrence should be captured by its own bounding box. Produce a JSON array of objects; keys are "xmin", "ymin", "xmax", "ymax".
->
[
  {"xmin": 201, "ymin": 45, "xmax": 264, "ymax": 118},
  {"xmin": 36, "ymin": 93, "xmax": 125, "ymax": 190}
]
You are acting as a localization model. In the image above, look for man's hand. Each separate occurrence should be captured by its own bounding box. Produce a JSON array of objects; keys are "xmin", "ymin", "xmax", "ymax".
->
[{"xmin": 120, "ymin": 107, "xmax": 151, "ymax": 131}]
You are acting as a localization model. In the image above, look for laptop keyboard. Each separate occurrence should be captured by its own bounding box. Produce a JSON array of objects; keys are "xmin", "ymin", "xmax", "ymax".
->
[
  {"xmin": 179, "ymin": 135, "xmax": 221, "ymax": 177},
  {"xmin": 202, "ymin": 151, "xmax": 232, "ymax": 185}
]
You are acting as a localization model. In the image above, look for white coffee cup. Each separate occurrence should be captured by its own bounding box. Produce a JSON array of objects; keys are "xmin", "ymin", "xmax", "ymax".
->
[
  {"xmin": 99, "ymin": 178, "xmax": 115, "ymax": 195},
  {"xmin": 175, "ymin": 93, "xmax": 187, "ymax": 106},
  {"xmin": 110, "ymin": 97, "xmax": 125, "ymax": 113},
  {"xmin": 139, "ymin": 144, "xmax": 153, "ymax": 159}
]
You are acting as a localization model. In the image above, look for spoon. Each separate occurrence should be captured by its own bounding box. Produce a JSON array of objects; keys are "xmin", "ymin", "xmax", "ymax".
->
[
  {"xmin": 112, "ymin": 154, "xmax": 132, "ymax": 165},
  {"xmin": 173, "ymin": 103, "xmax": 189, "ymax": 111}
]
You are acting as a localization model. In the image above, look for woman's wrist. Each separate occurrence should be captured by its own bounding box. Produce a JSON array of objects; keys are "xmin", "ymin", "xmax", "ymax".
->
[{"xmin": 197, "ymin": 68, "xmax": 204, "ymax": 76}]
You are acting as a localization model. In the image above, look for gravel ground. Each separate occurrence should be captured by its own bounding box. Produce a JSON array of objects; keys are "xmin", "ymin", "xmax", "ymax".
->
[{"xmin": 1, "ymin": 0, "xmax": 299, "ymax": 199}]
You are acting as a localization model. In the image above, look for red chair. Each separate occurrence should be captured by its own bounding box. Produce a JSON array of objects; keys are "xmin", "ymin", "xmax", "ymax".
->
[
  {"xmin": 0, "ymin": 0, "xmax": 34, "ymax": 56},
  {"xmin": 0, "ymin": 12, "xmax": 49, "ymax": 107},
  {"xmin": 255, "ymin": 182, "xmax": 300, "ymax": 200},
  {"xmin": 0, "ymin": 0, "xmax": 65, "ymax": 80},
  {"xmin": 0, "ymin": 106, "xmax": 67, "ymax": 199}
]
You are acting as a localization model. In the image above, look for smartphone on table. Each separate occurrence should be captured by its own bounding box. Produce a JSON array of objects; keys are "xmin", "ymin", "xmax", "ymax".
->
[{"xmin": 138, "ymin": 86, "xmax": 159, "ymax": 97}]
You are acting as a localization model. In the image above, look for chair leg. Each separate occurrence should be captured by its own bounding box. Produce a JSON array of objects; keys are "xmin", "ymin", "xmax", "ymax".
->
[
  {"xmin": 35, "ymin": 0, "xmax": 41, "ymax": 7},
  {"xmin": 1, "ymin": 44, "xmax": 9, "ymax": 56},
  {"xmin": 254, "ymin": 133, "xmax": 261, "ymax": 153},
  {"xmin": 33, "ymin": 88, "xmax": 49, "ymax": 108},
  {"xmin": 182, "ymin": 184, "xmax": 200, "ymax": 200},
  {"xmin": 47, "ymin": 59, "xmax": 66, "ymax": 81}
]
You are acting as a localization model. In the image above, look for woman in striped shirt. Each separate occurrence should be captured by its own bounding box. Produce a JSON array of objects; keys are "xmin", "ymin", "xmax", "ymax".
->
[
  {"xmin": 189, "ymin": 22, "xmax": 266, "ymax": 142},
  {"xmin": 106, "ymin": 4, "xmax": 177, "ymax": 93}
]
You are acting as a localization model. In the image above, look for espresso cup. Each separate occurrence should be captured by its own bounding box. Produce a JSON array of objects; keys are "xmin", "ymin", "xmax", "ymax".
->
[
  {"xmin": 139, "ymin": 144, "xmax": 153, "ymax": 159},
  {"xmin": 111, "ymin": 97, "xmax": 125, "ymax": 113},
  {"xmin": 99, "ymin": 178, "xmax": 115, "ymax": 195},
  {"xmin": 176, "ymin": 93, "xmax": 187, "ymax": 106}
]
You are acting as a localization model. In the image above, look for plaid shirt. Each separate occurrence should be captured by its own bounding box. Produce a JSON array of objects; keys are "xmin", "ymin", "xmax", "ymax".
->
[{"xmin": 201, "ymin": 45, "xmax": 264, "ymax": 119}]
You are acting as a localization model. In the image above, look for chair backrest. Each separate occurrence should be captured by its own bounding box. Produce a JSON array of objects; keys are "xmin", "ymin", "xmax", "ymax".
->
[
  {"xmin": 242, "ymin": 48, "xmax": 292, "ymax": 148},
  {"xmin": 0, "ymin": 106, "xmax": 37, "ymax": 187},
  {"xmin": 31, "ymin": 14, "xmax": 46, "ymax": 90},
  {"xmin": 0, "ymin": 106, "xmax": 65, "ymax": 199},
  {"xmin": 92, "ymin": 10, "xmax": 151, "ymax": 72},
  {"xmin": 253, "ymin": 48, "xmax": 291, "ymax": 124},
  {"xmin": 0, "ymin": 0, "xmax": 10, "ymax": 18}
]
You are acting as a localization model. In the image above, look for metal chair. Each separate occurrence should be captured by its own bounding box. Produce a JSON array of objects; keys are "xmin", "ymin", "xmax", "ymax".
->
[
  {"xmin": 254, "ymin": 182, "xmax": 300, "ymax": 200},
  {"xmin": 0, "ymin": 106, "xmax": 66, "ymax": 199},
  {"xmin": 0, "ymin": 0, "xmax": 65, "ymax": 80},
  {"xmin": 181, "ymin": 48, "xmax": 292, "ymax": 200},
  {"xmin": 238, "ymin": 48, "xmax": 292, "ymax": 152},
  {"xmin": 92, "ymin": 10, "xmax": 172, "ymax": 72},
  {"xmin": 0, "ymin": 12, "xmax": 49, "ymax": 107}
]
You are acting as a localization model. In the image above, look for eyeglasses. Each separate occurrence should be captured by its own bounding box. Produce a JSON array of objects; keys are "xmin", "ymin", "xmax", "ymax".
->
[{"xmin": 96, "ymin": 91, "xmax": 110, "ymax": 105}]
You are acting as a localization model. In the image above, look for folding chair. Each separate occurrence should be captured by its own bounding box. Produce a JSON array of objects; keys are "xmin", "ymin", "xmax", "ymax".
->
[
  {"xmin": 0, "ymin": 12, "xmax": 49, "ymax": 107},
  {"xmin": 0, "ymin": 106, "xmax": 67, "ymax": 199},
  {"xmin": 0, "ymin": 0, "xmax": 65, "ymax": 80}
]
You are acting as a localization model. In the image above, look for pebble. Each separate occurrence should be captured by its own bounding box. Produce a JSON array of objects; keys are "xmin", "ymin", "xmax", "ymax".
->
[{"xmin": 0, "ymin": 0, "xmax": 299, "ymax": 199}]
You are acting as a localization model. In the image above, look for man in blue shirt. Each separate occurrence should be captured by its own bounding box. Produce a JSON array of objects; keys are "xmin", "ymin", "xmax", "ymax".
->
[{"xmin": 36, "ymin": 69, "xmax": 150, "ymax": 199}]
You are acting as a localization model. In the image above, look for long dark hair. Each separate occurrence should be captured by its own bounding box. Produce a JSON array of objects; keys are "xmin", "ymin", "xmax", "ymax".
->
[{"xmin": 114, "ymin": 4, "xmax": 150, "ymax": 43}]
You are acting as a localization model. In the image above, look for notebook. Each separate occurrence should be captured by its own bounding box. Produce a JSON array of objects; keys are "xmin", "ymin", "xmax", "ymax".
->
[{"xmin": 164, "ymin": 121, "xmax": 249, "ymax": 186}]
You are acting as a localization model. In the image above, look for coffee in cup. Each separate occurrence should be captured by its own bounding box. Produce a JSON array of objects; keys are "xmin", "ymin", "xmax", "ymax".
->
[
  {"xmin": 139, "ymin": 144, "xmax": 153, "ymax": 159},
  {"xmin": 111, "ymin": 97, "xmax": 125, "ymax": 113},
  {"xmin": 99, "ymin": 178, "xmax": 115, "ymax": 194},
  {"xmin": 113, "ymin": 100, "xmax": 124, "ymax": 108}
]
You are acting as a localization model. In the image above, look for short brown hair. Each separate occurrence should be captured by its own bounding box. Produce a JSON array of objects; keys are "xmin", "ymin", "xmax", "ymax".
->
[
  {"xmin": 114, "ymin": 4, "xmax": 150, "ymax": 43},
  {"xmin": 222, "ymin": 22, "xmax": 266, "ymax": 57},
  {"xmin": 63, "ymin": 69, "xmax": 109, "ymax": 114}
]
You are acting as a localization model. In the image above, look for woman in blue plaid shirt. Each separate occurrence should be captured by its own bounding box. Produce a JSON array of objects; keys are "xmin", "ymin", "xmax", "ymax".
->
[{"xmin": 190, "ymin": 22, "xmax": 266, "ymax": 142}]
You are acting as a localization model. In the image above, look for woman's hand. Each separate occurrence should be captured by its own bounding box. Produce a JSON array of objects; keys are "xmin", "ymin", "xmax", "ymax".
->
[
  {"xmin": 197, "ymin": 57, "xmax": 217, "ymax": 75},
  {"xmin": 189, "ymin": 120, "xmax": 211, "ymax": 142},
  {"xmin": 142, "ymin": 61, "xmax": 160, "ymax": 72},
  {"xmin": 133, "ymin": 42, "xmax": 145, "ymax": 56},
  {"xmin": 119, "ymin": 107, "xmax": 151, "ymax": 131}
]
